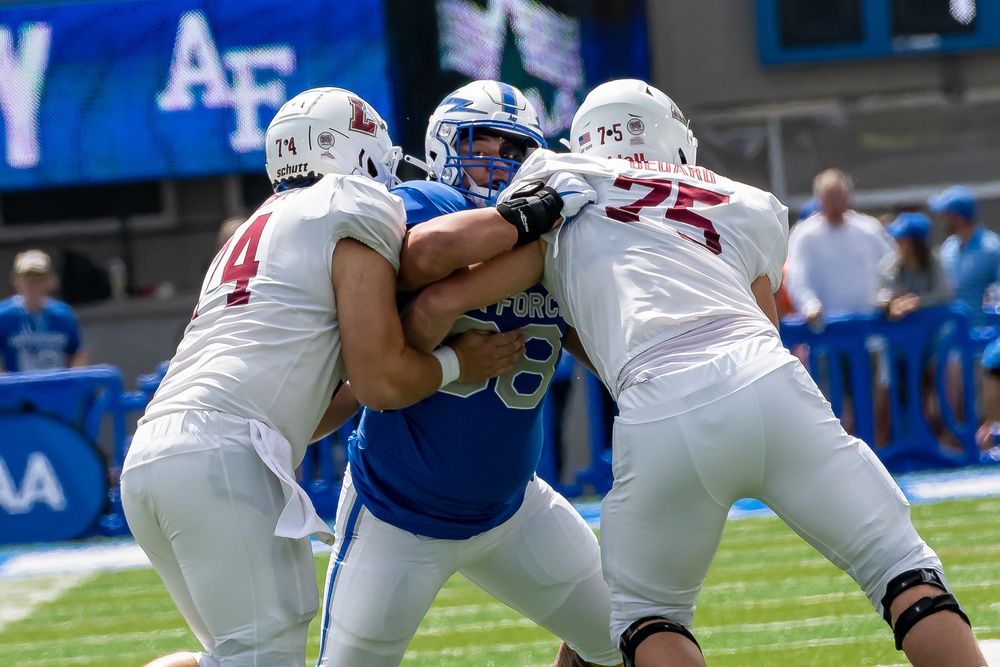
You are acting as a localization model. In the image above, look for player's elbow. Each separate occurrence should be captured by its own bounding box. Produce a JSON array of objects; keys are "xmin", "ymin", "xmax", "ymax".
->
[
  {"xmin": 420, "ymin": 279, "xmax": 469, "ymax": 323},
  {"xmin": 349, "ymin": 378, "xmax": 414, "ymax": 412},
  {"xmin": 399, "ymin": 232, "xmax": 458, "ymax": 292}
]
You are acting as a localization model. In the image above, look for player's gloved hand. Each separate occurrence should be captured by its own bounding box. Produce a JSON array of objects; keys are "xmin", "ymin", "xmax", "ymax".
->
[
  {"xmin": 446, "ymin": 329, "xmax": 525, "ymax": 384},
  {"xmin": 496, "ymin": 180, "xmax": 564, "ymax": 246}
]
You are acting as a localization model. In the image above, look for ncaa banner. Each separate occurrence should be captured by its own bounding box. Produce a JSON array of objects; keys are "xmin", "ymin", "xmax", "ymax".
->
[
  {"xmin": 0, "ymin": 411, "xmax": 108, "ymax": 544},
  {"xmin": 0, "ymin": 0, "xmax": 394, "ymax": 191}
]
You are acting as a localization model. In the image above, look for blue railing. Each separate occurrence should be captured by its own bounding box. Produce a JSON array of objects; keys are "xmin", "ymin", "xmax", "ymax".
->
[{"xmin": 2, "ymin": 304, "xmax": 998, "ymax": 545}]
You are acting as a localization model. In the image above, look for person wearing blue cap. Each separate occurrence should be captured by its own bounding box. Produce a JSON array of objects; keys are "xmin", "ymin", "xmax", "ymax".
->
[
  {"xmin": 876, "ymin": 212, "xmax": 951, "ymax": 320},
  {"xmin": 976, "ymin": 338, "xmax": 1000, "ymax": 457},
  {"xmin": 928, "ymin": 185, "xmax": 1000, "ymax": 327},
  {"xmin": 875, "ymin": 212, "xmax": 954, "ymax": 449}
]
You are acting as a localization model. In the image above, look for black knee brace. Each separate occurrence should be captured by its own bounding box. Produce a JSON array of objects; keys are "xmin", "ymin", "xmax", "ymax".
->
[
  {"xmin": 880, "ymin": 569, "xmax": 971, "ymax": 650},
  {"xmin": 618, "ymin": 616, "xmax": 701, "ymax": 667}
]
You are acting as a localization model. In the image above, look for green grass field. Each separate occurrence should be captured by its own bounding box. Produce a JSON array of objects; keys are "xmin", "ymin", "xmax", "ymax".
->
[{"xmin": 3, "ymin": 497, "xmax": 998, "ymax": 667}]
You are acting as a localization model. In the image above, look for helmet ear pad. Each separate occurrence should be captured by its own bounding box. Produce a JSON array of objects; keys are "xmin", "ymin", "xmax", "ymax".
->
[
  {"xmin": 423, "ymin": 80, "xmax": 547, "ymax": 204},
  {"xmin": 265, "ymin": 87, "xmax": 400, "ymax": 192},
  {"xmin": 570, "ymin": 79, "xmax": 698, "ymax": 167}
]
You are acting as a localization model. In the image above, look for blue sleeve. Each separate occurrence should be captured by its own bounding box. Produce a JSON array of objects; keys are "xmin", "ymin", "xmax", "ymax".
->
[
  {"xmin": 984, "ymin": 339, "xmax": 1000, "ymax": 371},
  {"xmin": 0, "ymin": 304, "xmax": 18, "ymax": 370},
  {"xmin": 391, "ymin": 179, "xmax": 472, "ymax": 226},
  {"xmin": 51, "ymin": 301, "xmax": 83, "ymax": 354}
]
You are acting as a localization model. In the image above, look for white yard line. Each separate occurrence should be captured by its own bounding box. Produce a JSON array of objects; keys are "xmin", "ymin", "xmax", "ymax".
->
[
  {"xmin": 0, "ymin": 541, "xmax": 151, "ymax": 579},
  {"xmin": 0, "ymin": 574, "xmax": 88, "ymax": 631}
]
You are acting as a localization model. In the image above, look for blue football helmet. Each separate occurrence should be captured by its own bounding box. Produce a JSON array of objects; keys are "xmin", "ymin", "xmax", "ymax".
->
[{"xmin": 424, "ymin": 80, "xmax": 546, "ymax": 206}]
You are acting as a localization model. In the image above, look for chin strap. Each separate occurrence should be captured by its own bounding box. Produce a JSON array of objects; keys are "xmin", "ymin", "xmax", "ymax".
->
[{"xmin": 402, "ymin": 154, "xmax": 433, "ymax": 175}]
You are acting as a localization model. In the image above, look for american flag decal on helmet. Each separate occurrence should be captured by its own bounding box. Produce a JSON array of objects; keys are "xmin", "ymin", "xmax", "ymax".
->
[{"xmin": 578, "ymin": 131, "xmax": 592, "ymax": 148}]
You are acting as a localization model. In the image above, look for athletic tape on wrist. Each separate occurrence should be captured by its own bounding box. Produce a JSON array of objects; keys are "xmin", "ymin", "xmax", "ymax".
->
[{"xmin": 432, "ymin": 346, "xmax": 460, "ymax": 388}]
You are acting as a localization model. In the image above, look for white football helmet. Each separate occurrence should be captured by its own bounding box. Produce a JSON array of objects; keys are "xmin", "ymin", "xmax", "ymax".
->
[
  {"xmin": 265, "ymin": 87, "xmax": 401, "ymax": 191},
  {"xmin": 570, "ymin": 79, "xmax": 698, "ymax": 166},
  {"xmin": 424, "ymin": 80, "xmax": 547, "ymax": 206}
]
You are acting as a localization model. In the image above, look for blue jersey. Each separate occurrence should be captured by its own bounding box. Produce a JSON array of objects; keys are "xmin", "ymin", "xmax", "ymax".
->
[
  {"xmin": 940, "ymin": 226, "xmax": 1000, "ymax": 327},
  {"xmin": 0, "ymin": 296, "xmax": 83, "ymax": 372},
  {"xmin": 348, "ymin": 180, "xmax": 567, "ymax": 539}
]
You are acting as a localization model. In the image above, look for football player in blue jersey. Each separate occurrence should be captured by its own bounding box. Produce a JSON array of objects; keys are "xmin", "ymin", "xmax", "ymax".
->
[{"xmin": 315, "ymin": 80, "xmax": 621, "ymax": 667}]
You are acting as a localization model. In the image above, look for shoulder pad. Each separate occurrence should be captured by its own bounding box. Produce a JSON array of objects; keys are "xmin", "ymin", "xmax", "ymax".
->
[{"xmin": 391, "ymin": 180, "xmax": 473, "ymax": 226}]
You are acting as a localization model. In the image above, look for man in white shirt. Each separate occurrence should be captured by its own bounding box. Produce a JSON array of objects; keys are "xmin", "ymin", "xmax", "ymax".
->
[
  {"xmin": 783, "ymin": 169, "xmax": 896, "ymax": 436},
  {"xmin": 785, "ymin": 169, "xmax": 896, "ymax": 327}
]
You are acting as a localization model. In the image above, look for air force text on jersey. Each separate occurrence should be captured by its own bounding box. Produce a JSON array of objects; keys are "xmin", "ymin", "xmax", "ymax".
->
[{"xmin": 485, "ymin": 290, "xmax": 560, "ymax": 320}]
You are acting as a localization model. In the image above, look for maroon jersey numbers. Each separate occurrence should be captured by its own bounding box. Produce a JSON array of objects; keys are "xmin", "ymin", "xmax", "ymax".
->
[
  {"xmin": 197, "ymin": 212, "xmax": 272, "ymax": 320},
  {"xmin": 222, "ymin": 213, "xmax": 270, "ymax": 306},
  {"xmin": 606, "ymin": 175, "xmax": 727, "ymax": 255}
]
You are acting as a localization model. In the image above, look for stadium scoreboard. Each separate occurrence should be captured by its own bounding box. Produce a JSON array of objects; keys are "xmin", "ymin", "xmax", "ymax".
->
[
  {"xmin": 0, "ymin": 0, "xmax": 648, "ymax": 194},
  {"xmin": 757, "ymin": 0, "xmax": 999, "ymax": 65}
]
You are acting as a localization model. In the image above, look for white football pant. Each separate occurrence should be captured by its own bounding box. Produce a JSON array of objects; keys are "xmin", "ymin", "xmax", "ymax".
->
[
  {"xmin": 317, "ymin": 468, "xmax": 621, "ymax": 666},
  {"xmin": 121, "ymin": 411, "xmax": 319, "ymax": 667},
  {"xmin": 602, "ymin": 358, "xmax": 943, "ymax": 642}
]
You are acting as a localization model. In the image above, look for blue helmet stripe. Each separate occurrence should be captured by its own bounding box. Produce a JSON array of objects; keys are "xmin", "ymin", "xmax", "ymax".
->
[
  {"xmin": 497, "ymin": 82, "xmax": 518, "ymax": 119},
  {"xmin": 441, "ymin": 96, "xmax": 486, "ymax": 114}
]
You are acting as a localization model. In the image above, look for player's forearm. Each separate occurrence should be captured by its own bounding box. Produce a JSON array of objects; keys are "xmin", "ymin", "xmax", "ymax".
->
[
  {"xmin": 562, "ymin": 327, "xmax": 600, "ymax": 378},
  {"xmin": 751, "ymin": 275, "xmax": 781, "ymax": 329},
  {"xmin": 398, "ymin": 209, "xmax": 518, "ymax": 292},
  {"xmin": 310, "ymin": 382, "xmax": 360, "ymax": 442},
  {"xmin": 403, "ymin": 243, "xmax": 544, "ymax": 351},
  {"xmin": 401, "ymin": 284, "xmax": 467, "ymax": 353},
  {"xmin": 348, "ymin": 345, "xmax": 445, "ymax": 412}
]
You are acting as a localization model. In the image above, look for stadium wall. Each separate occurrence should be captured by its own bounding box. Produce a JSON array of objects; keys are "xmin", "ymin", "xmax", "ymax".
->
[{"xmin": 647, "ymin": 1, "xmax": 1000, "ymax": 221}]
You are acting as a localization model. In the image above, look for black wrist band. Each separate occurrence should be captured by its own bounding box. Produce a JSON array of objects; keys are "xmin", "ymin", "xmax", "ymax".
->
[{"xmin": 496, "ymin": 182, "xmax": 564, "ymax": 246}]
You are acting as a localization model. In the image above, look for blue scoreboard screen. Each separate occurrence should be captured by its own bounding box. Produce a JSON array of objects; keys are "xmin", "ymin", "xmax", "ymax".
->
[{"xmin": 0, "ymin": 0, "xmax": 394, "ymax": 191}]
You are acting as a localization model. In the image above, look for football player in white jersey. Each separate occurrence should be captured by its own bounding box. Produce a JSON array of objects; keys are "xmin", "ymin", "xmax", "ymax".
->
[
  {"xmin": 119, "ymin": 87, "xmax": 525, "ymax": 667},
  {"xmin": 400, "ymin": 80, "xmax": 987, "ymax": 667}
]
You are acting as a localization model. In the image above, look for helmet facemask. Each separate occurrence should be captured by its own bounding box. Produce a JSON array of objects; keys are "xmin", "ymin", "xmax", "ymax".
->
[
  {"xmin": 422, "ymin": 80, "xmax": 547, "ymax": 206},
  {"xmin": 439, "ymin": 126, "xmax": 529, "ymax": 206}
]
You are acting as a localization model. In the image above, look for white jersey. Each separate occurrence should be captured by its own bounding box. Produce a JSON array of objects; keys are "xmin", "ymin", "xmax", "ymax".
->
[
  {"xmin": 507, "ymin": 150, "xmax": 789, "ymax": 398},
  {"xmin": 143, "ymin": 174, "xmax": 405, "ymax": 464}
]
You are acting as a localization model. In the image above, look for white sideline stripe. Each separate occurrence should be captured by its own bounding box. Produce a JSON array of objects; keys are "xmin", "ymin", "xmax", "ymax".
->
[
  {"xmin": 0, "ymin": 542, "xmax": 151, "ymax": 579},
  {"xmin": 908, "ymin": 476, "xmax": 1000, "ymax": 500},
  {"xmin": 0, "ymin": 539, "xmax": 330, "ymax": 580},
  {"xmin": 417, "ymin": 615, "xmax": 536, "ymax": 636},
  {"xmin": 403, "ymin": 639, "xmax": 555, "ymax": 659},
  {"xmin": 0, "ymin": 574, "xmax": 88, "ymax": 631}
]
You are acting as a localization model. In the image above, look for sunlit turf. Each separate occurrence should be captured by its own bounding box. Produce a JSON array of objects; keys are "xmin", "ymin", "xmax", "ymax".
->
[{"xmin": 2, "ymin": 497, "xmax": 998, "ymax": 666}]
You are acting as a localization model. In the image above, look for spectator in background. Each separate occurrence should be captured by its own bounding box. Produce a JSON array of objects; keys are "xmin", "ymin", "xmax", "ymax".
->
[
  {"xmin": 785, "ymin": 169, "xmax": 896, "ymax": 326},
  {"xmin": 928, "ymin": 186, "xmax": 1000, "ymax": 328},
  {"xmin": 784, "ymin": 169, "xmax": 896, "ymax": 434},
  {"xmin": 875, "ymin": 213, "xmax": 953, "ymax": 447},
  {"xmin": 775, "ymin": 197, "xmax": 819, "ymax": 320},
  {"xmin": 797, "ymin": 196, "xmax": 819, "ymax": 223},
  {"xmin": 876, "ymin": 213, "xmax": 952, "ymax": 320},
  {"xmin": 928, "ymin": 186, "xmax": 999, "ymax": 441},
  {"xmin": 0, "ymin": 249, "xmax": 87, "ymax": 373},
  {"xmin": 216, "ymin": 215, "xmax": 245, "ymax": 250},
  {"xmin": 975, "ymin": 339, "xmax": 1000, "ymax": 458}
]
